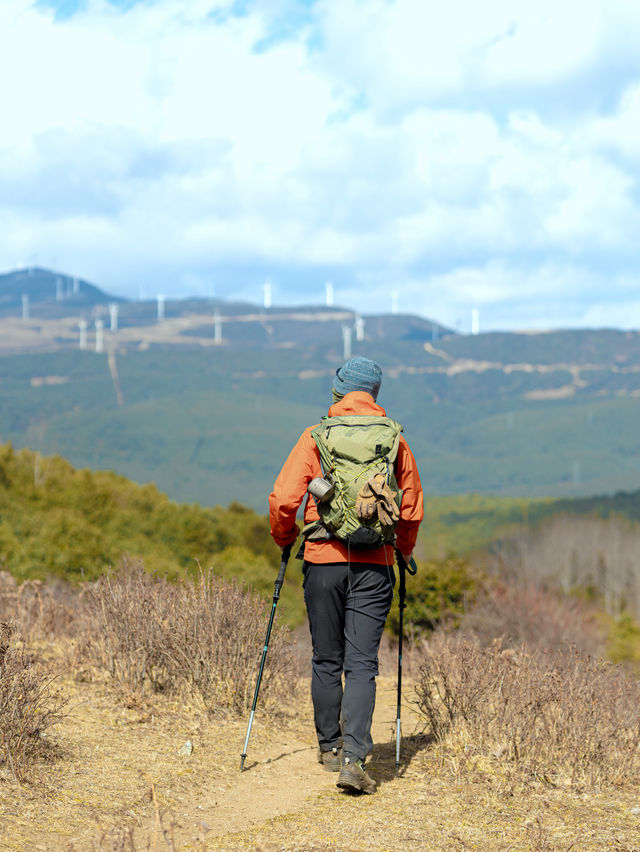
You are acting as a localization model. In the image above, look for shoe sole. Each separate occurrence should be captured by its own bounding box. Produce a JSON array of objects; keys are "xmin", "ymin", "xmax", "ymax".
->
[{"xmin": 336, "ymin": 767, "xmax": 377, "ymax": 794}]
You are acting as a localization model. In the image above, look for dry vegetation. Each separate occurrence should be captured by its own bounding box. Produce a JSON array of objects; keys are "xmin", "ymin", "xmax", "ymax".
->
[
  {"xmin": 488, "ymin": 514, "xmax": 640, "ymax": 621},
  {"xmin": 83, "ymin": 558, "xmax": 295, "ymax": 713},
  {"xmin": 1, "ymin": 560, "xmax": 640, "ymax": 850},
  {"xmin": 459, "ymin": 577, "xmax": 605, "ymax": 656},
  {"xmin": 0, "ymin": 623, "xmax": 66, "ymax": 781},
  {"xmin": 0, "ymin": 560, "xmax": 295, "ymax": 783},
  {"xmin": 416, "ymin": 634, "xmax": 640, "ymax": 788}
]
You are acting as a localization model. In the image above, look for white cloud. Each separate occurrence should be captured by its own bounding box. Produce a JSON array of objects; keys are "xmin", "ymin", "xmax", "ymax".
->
[
  {"xmin": 586, "ymin": 82, "xmax": 640, "ymax": 163},
  {"xmin": 316, "ymin": 0, "xmax": 639, "ymax": 112},
  {"xmin": 0, "ymin": 0, "xmax": 640, "ymax": 329},
  {"xmin": 481, "ymin": 0, "xmax": 601, "ymax": 86}
]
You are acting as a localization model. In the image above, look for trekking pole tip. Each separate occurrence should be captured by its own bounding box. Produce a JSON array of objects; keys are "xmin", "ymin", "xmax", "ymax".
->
[{"xmin": 240, "ymin": 754, "xmax": 246, "ymax": 772}]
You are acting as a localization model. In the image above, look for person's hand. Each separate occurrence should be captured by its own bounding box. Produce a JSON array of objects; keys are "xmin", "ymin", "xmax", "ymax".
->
[{"xmin": 398, "ymin": 551, "xmax": 413, "ymax": 565}]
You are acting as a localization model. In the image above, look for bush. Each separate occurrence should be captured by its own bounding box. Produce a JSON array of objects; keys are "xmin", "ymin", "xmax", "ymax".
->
[
  {"xmin": 0, "ymin": 443, "xmax": 280, "ymax": 585},
  {"xmin": 0, "ymin": 623, "xmax": 66, "ymax": 779},
  {"xmin": 83, "ymin": 558, "xmax": 296, "ymax": 713},
  {"xmin": 387, "ymin": 555, "xmax": 476, "ymax": 635},
  {"xmin": 0, "ymin": 571, "xmax": 78, "ymax": 643},
  {"xmin": 459, "ymin": 578, "xmax": 604, "ymax": 656},
  {"xmin": 415, "ymin": 633, "xmax": 640, "ymax": 788},
  {"xmin": 607, "ymin": 611, "xmax": 640, "ymax": 666}
]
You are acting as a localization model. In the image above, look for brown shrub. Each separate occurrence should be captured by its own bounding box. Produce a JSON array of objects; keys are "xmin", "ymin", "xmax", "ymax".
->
[
  {"xmin": 83, "ymin": 557, "xmax": 296, "ymax": 714},
  {"xmin": 0, "ymin": 570, "xmax": 79, "ymax": 643},
  {"xmin": 0, "ymin": 622, "xmax": 66, "ymax": 779},
  {"xmin": 460, "ymin": 578, "xmax": 604, "ymax": 656},
  {"xmin": 415, "ymin": 633, "xmax": 640, "ymax": 788}
]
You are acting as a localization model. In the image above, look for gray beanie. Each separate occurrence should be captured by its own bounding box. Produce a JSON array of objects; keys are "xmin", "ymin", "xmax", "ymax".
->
[{"xmin": 332, "ymin": 356, "xmax": 382, "ymax": 401}]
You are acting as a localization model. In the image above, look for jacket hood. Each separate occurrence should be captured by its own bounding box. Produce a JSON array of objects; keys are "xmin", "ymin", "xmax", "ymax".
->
[{"xmin": 327, "ymin": 391, "xmax": 387, "ymax": 418}]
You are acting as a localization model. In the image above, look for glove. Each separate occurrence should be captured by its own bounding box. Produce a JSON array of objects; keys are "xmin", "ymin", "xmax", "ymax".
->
[
  {"xmin": 355, "ymin": 477, "xmax": 379, "ymax": 521},
  {"xmin": 367, "ymin": 473, "xmax": 400, "ymax": 526},
  {"xmin": 378, "ymin": 495, "xmax": 400, "ymax": 526},
  {"xmin": 357, "ymin": 474, "xmax": 399, "ymax": 526}
]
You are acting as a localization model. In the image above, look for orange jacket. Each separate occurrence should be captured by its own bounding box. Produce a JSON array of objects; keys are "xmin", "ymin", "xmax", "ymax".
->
[{"xmin": 269, "ymin": 391, "xmax": 424, "ymax": 564}]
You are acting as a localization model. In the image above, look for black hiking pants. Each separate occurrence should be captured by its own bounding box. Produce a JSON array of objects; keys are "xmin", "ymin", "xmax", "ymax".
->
[{"xmin": 303, "ymin": 561, "xmax": 395, "ymax": 762}]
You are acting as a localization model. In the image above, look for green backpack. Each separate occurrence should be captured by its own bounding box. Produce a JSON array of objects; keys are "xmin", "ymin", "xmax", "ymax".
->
[{"xmin": 306, "ymin": 415, "xmax": 404, "ymax": 548}]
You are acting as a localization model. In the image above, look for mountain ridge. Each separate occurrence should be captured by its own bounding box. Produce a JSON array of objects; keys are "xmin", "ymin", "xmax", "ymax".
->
[{"xmin": 1, "ymin": 267, "xmax": 639, "ymax": 507}]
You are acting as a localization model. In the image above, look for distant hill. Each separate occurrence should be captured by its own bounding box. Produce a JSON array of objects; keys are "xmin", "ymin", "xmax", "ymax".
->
[
  {"xmin": 0, "ymin": 267, "xmax": 125, "ymax": 319},
  {"xmin": 1, "ymin": 266, "xmax": 640, "ymax": 506},
  {"xmin": 0, "ymin": 266, "xmax": 451, "ymax": 342},
  {"xmin": 0, "ymin": 441, "xmax": 305, "ymax": 625}
]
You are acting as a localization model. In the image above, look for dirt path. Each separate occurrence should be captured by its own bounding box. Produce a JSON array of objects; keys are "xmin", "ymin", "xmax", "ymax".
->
[
  {"xmin": 3, "ymin": 663, "xmax": 640, "ymax": 851},
  {"xmin": 141, "ymin": 676, "xmax": 416, "ymax": 847},
  {"xmin": 0, "ymin": 642, "xmax": 423, "ymax": 852},
  {"xmin": 173, "ymin": 723, "xmax": 320, "ymax": 840}
]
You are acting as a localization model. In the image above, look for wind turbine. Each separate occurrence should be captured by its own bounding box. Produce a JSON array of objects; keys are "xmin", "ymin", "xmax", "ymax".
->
[
  {"xmin": 325, "ymin": 282, "xmax": 334, "ymax": 307},
  {"xmin": 263, "ymin": 280, "xmax": 272, "ymax": 309}
]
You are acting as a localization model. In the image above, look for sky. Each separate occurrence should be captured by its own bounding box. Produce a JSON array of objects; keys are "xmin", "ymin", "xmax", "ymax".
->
[{"xmin": 1, "ymin": 0, "xmax": 640, "ymax": 332}]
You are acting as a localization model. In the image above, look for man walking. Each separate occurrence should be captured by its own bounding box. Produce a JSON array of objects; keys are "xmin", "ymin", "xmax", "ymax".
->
[{"xmin": 269, "ymin": 356, "xmax": 423, "ymax": 793}]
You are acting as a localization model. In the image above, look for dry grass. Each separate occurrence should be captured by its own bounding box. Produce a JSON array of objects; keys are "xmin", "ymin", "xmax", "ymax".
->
[
  {"xmin": 0, "ymin": 622, "xmax": 66, "ymax": 780},
  {"xmin": 0, "ymin": 570, "xmax": 79, "ymax": 644},
  {"xmin": 82, "ymin": 557, "xmax": 296, "ymax": 713},
  {"xmin": 0, "ymin": 655, "xmax": 639, "ymax": 851},
  {"xmin": 415, "ymin": 632, "xmax": 640, "ymax": 789},
  {"xmin": 1, "ymin": 568, "xmax": 640, "ymax": 850}
]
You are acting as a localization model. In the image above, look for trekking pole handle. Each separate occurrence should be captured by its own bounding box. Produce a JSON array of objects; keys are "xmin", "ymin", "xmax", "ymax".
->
[
  {"xmin": 395, "ymin": 550, "xmax": 418, "ymax": 575},
  {"xmin": 274, "ymin": 543, "xmax": 293, "ymax": 597}
]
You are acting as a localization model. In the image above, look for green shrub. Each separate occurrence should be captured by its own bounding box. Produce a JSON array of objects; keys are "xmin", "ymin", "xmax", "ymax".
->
[
  {"xmin": 387, "ymin": 555, "xmax": 476, "ymax": 635},
  {"xmin": 607, "ymin": 612, "xmax": 640, "ymax": 666},
  {"xmin": 0, "ymin": 442, "xmax": 280, "ymax": 587}
]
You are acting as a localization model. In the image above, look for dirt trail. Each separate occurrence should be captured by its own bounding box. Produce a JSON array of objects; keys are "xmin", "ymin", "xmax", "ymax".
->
[
  {"xmin": 180, "ymin": 726, "xmax": 320, "ymax": 838},
  {"xmin": 5, "ymin": 663, "xmax": 640, "ymax": 851},
  {"xmin": 0, "ymin": 644, "xmax": 422, "ymax": 851},
  {"xmin": 148, "ymin": 677, "xmax": 416, "ymax": 847}
]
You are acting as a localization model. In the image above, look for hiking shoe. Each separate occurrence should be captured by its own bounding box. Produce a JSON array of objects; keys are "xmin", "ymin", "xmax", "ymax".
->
[
  {"xmin": 336, "ymin": 756, "xmax": 377, "ymax": 794},
  {"xmin": 318, "ymin": 746, "xmax": 342, "ymax": 772}
]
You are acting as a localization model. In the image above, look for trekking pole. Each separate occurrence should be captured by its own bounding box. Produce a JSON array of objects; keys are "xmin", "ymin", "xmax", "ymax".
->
[
  {"xmin": 240, "ymin": 543, "xmax": 292, "ymax": 772},
  {"xmin": 394, "ymin": 550, "xmax": 417, "ymax": 778}
]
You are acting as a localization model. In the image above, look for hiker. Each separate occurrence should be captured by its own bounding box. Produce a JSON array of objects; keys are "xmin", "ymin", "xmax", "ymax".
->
[{"xmin": 269, "ymin": 356, "xmax": 423, "ymax": 793}]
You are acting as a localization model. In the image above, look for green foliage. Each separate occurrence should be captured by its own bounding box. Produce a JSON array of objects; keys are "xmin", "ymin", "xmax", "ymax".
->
[
  {"xmin": 201, "ymin": 545, "xmax": 305, "ymax": 628},
  {"xmin": 607, "ymin": 613, "xmax": 640, "ymax": 666},
  {"xmin": 387, "ymin": 555, "xmax": 476, "ymax": 635},
  {"xmin": 0, "ymin": 442, "xmax": 283, "ymax": 587},
  {"xmin": 419, "ymin": 488, "xmax": 640, "ymax": 559},
  {"xmin": 421, "ymin": 493, "xmax": 548, "ymax": 557},
  {"xmin": 4, "ymin": 436, "xmax": 640, "ymax": 635}
]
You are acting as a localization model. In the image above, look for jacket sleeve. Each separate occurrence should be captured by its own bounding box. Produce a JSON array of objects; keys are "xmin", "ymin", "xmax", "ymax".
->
[
  {"xmin": 394, "ymin": 435, "xmax": 424, "ymax": 555},
  {"xmin": 268, "ymin": 428, "xmax": 317, "ymax": 548}
]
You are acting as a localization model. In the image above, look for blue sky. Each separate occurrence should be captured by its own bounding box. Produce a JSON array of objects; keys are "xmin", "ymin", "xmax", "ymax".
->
[{"xmin": 2, "ymin": 0, "xmax": 640, "ymax": 331}]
